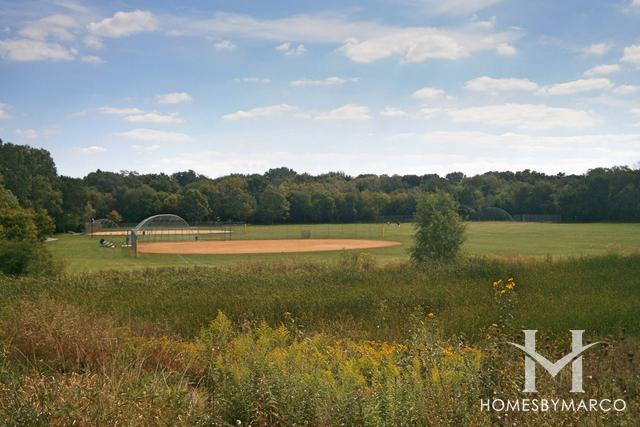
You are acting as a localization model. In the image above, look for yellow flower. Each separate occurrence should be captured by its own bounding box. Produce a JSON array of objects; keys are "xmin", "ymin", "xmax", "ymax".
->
[
  {"xmin": 500, "ymin": 289, "xmax": 507, "ymax": 295},
  {"xmin": 490, "ymin": 323, "xmax": 498, "ymax": 329},
  {"xmin": 506, "ymin": 283, "xmax": 514, "ymax": 290},
  {"xmin": 492, "ymin": 279, "xmax": 502, "ymax": 287},
  {"xmin": 427, "ymin": 312, "xmax": 436, "ymax": 319}
]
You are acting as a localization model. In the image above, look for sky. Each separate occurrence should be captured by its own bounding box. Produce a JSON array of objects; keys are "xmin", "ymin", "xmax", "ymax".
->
[{"xmin": 1, "ymin": 0, "xmax": 640, "ymax": 178}]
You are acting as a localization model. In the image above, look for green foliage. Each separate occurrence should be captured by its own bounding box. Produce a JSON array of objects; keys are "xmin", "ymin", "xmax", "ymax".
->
[
  {"xmin": 255, "ymin": 185, "xmax": 290, "ymax": 223},
  {"xmin": 0, "ymin": 240, "xmax": 61, "ymax": 276},
  {"xmin": 178, "ymin": 188, "xmax": 210, "ymax": 222},
  {"xmin": 4, "ymin": 141, "xmax": 640, "ymax": 229},
  {"xmin": 411, "ymin": 191, "xmax": 466, "ymax": 263},
  {"xmin": 105, "ymin": 209, "xmax": 123, "ymax": 223},
  {"xmin": 0, "ymin": 208, "xmax": 39, "ymax": 241},
  {"xmin": 0, "ymin": 182, "xmax": 20, "ymax": 210},
  {"xmin": 0, "ymin": 179, "xmax": 59, "ymax": 276}
]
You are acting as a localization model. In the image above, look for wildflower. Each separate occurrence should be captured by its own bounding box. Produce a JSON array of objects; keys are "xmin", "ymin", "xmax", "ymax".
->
[
  {"xmin": 490, "ymin": 323, "xmax": 498, "ymax": 329},
  {"xmin": 492, "ymin": 279, "xmax": 502, "ymax": 287},
  {"xmin": 506, "ymin": 283, "xmax": 514, "ymax": 290},
  {"xmin": 500, "ymin": 289, "xmax": 507, "ymax": 295},
  {"xmin": 427, "ymin": 312, "xmax": 436, "ymax": 319}
]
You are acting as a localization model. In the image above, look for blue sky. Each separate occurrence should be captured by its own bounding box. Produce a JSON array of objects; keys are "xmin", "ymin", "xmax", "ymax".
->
[{"xmin": 1, "ymin": 0, "xmax": 639, "ymax": 178}]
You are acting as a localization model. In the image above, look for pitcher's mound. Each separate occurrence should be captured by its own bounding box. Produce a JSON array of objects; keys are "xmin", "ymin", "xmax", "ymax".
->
[{"xmin": 138, "ymin": 239, "xmax": 401, "ymax": 255}]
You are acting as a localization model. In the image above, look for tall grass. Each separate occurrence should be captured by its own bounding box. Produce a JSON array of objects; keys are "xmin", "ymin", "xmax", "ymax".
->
[
  {"xmin": 0, "ymin": 254, "xmax": 638, "ymax": 424},
  {"xmin": 1, "ymin": 253, "xmax": 639, "ymax": 340}
]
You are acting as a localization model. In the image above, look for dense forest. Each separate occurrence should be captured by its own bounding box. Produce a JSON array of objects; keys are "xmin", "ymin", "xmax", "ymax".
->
[{"xmin": 1, "ymin": 139, "xmax": 639, "ymax": 232}]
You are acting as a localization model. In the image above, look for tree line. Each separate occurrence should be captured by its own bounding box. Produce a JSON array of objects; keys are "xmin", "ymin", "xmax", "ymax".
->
[{"xmin": 1, "ymin": 139, "xmax": 639, "ymax": 233}]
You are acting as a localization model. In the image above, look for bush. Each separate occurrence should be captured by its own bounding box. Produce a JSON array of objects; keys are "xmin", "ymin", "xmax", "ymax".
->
[
  {"xmin": 0, "ymin": 239, "xmax": 61, "ymax": 276},
  {"xmin": 411, "ymin": 191, "xmax": 466, "ymax": 263}
]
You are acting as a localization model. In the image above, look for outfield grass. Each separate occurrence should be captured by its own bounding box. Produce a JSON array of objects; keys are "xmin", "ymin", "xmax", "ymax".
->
[{"xmin": 48, "ymin": 222, "xmax": 640, "ymax": 273}]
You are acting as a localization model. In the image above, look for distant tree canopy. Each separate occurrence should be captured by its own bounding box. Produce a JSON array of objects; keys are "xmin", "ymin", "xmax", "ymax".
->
[{"xmin": 1, "ymin": 140, "xmax": 640, "ymax": 232}]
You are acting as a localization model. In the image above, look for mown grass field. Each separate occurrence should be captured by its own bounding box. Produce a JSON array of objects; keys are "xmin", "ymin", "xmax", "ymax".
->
[{"xmin": 49, "ymin": 222, "xmax": 640, "ymax": 273}]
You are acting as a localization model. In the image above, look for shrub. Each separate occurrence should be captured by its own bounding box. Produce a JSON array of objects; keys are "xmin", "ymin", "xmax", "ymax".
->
[
  {"xmin": 411, "ymin": 191, "xmax": 466, "ymax": 263},
  {"xmin": 0, "ymin": 239, "xmax": 61, "ymax": 276}
]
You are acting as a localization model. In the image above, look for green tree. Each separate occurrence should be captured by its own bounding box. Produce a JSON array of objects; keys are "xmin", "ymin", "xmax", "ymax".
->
[
  {"xmin": 106, "ymin": 209, "xmax": 123, "ymax": 223},
  {"xmin": 160, "ymin": 193, "xmax": 182, "ymax": 214},
  {"xmin": 179, "ymin": 189, "xmax": 210, "ymax": 223},
  {"xmin": 287, "ymin": 190, "xmax": 313, "ymax": 222},
  {"xmin": 411, "ymin": 191, "xmax": 465, "ymax": 263},
  {"xmin": 256, "ymin": 186, "xmax": 290, "ymax": 223},
  {"xmin": 120, "ymin": 185, "xmax": 159, "ymax": 222},
  {"xmin": 0, "ymin": 208, "xmax": 39, "ymax": 241},
  {"xmin": 211, "ymin": 178, "xmax": 257, "ymax": 221},
  {"xmin": 310, "ymin": 191, "xmax": 335, "ymax": 222}
]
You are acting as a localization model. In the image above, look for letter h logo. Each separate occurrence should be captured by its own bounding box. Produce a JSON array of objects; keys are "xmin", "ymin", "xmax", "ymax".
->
[{"xmin": 509, "ymin": 330, "xmax": 601, "ymax": 393}]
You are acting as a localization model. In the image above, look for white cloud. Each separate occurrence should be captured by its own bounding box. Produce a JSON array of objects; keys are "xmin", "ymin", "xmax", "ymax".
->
[
  {"xmin": 170, "ymin": 13, "xmax": 518, "ymax": 64},
  {"xmin": 379, "ymin": 106, "xmax": 442, "ymax": 118},
  {"xmin": 222, "ymin": 104, "xmax": 296, "ymax": 120},
  {"xmin": 545, "ymin": 78, "xmax": 613, "ymax": 95},
  {"xmin": 0, "ymin": 38, "xmax": 75, "ymax": 61},
  {"xmin": 465, "ymin": 76, "xmax": 538, "ymax": 92},
  {"xmin": 222, "ymin": 103, "xmax": 371, "ymax": 121},
  {"xmin": 214, "ymin": 39, "xmax": 236, "ymax": 50},
  {"xmin": 156, "ymin": 92, "xmax": 192, "ymax": 104},
  {"xmin": 78, "ymin": 145, "xmax": 107, "ymax": 153},
  {"xmin": 412, "ymin": 87, "xmax": 447, "ymax": 99},
  {"xmin": 84, "ymin": 35, "xmax": 103, "ymax": 49},
  {"xmin": 632, "ymin": 0, "xmax": 640, "ymax": 7},
  {"xmin": 380, "ymin": 107, "xmax": 409, "ymax": 117},
  {"xmin": 341, "ymin": 26, "xmax": 516, "ymax": 63},
  {"xmin": 315, "ymin": 104, "xmax": 371, "ymax": 121},
  {"xmin": 15, "ymin": 128, "xmax": 39, "ymax": 139},
  {"xmin": 0, "ymin": 103, "xmax": 10, "ymax": 119},
  {"xmin": 583, "ymin": 64, "xmax": 621, "ymax": 76},
  {"xmin": 276, "ymin": 42, "xmax": 306, "ymax": 56},
  {"xmin": 614, "ymin": 85, "xmax": 640, "ymax": 95},
  {"xmin": 448, "ymin": 103, "xmax": 602, "ymax": 129},
  {"xmin": 18, "ymin": 14, "xmax": 78, "ymax": 41},
  {"xmin": 290, "ymin": 76, "xmax": 358, "ymax": 86},
  {"xmin": 471, "ymin": 16, "xmax": 497, "ymax": 30},
  {"xmin": 117, "ymin": 128, "xmax": 191, "ymax": 142},
  {"xmin": 621, "ymin": 44, "xmax": 640, "ymax": 65},
  {"xmin": 581, "ymin": 42, "xmax": 612, "ymax": 56},
  {"xmin": 86, "ymin": 10, "xmax": 157, "ymax": 48},
  {"xmin": 81, "ymin": 55, "xmax": 104, "ymax": 63},
  {"xmin": 233, "ymin": 77, "xmax": 271, "ymax": 84},
  {"xmin": 417, "ymin": 107, "xmax": 444, "ymax": 118},
  {"xmin": 131, "ymin": 144, "xmax": 160, "ymax": 152},
  {"xmin": 98, "ymin": 106, "xmax": 145, "ymax": 115},
  {"xmin": 496, "ymin": 43, "xmax": 517, "ymax": 56},
  {"xmin": 124, "ymin": 112, "xmax": 184, "ymax": 124}
]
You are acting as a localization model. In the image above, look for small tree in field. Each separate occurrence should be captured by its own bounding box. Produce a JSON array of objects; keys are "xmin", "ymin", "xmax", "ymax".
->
[{"xmin": 411, "ymin": 191, "xmax": 465, "ymax": 263}]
